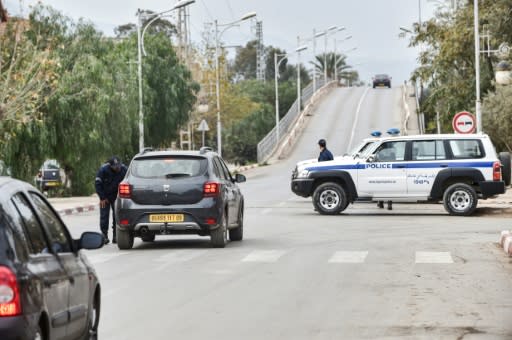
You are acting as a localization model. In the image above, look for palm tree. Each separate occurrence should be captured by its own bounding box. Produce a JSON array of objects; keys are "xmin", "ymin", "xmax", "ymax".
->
[{"xmin": 310, "ymin": 52, "xmax": 352, "ymax": 81}]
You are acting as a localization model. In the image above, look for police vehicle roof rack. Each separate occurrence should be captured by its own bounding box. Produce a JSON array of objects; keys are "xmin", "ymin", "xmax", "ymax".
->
[
  {"xmin": 199, "ymin": 146, "xmax": 214, "ymax": 154},
  {"xmin": 370, "ymin": 131, "xmax": 382, "ymax": 137},
  {"xmin": 387, "ymin": 128, "xmax": 400, "ymax": 136}
]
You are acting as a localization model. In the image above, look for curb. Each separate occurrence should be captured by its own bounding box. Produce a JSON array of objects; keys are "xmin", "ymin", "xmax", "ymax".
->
[
  {"xmin": 56, "ymin": 204, "xmax": 96, "ymax": 217},
  {"xmin": 499, "ymin": 230, "xmax": 512, "ymax": 256},
  {"xmin": 235, "ymin": 164, "xmax": 259, "ymax": 172}
]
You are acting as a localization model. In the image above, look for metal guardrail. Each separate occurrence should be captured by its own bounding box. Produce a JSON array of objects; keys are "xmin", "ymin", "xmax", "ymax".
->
[{"xmin": 257, "ymin": 78, "xmax": 327, "ymax": 163}]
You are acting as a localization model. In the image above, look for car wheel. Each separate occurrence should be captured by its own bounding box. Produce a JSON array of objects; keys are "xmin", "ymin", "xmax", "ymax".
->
[
  {"xmin": 34, "ymin": 324, "xmax": 44, "ymax": 340},
  {"xmin": 312, "ymin": 182, "xmax": 348, "ymax": 215},
  {"xmin": 116, "ymin": 227, "xmax": 134, "ymax": 250},
  {"xmin": 443, "ymin": 183, "xmax": 478, "ymax": 216},
  {"xmin": 211, "ymin": 211, "xmax": 228, "ymax": 248},
  {"xmin": 141, "ymin": 234, "xmax": 155, "ymax": 242},
  {"xmin": 83, "ymin": 291, "xmax": 100, "ymax": 340},
  {"xmin": 229, "ymin": 208, "xmax": 243, "ymax": 241},
  {"xmin": 499, "ymin": 152, "xmax": 511, "ymax": 186}
]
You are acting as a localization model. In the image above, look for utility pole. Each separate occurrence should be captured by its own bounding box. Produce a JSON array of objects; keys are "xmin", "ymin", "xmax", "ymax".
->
[
  {"xmin": 474, "ymin": 0, "xmax": 482, "ymax": 133},
  {"xmin": 137, "ymin": 10, "xmax": 144, "ymax": 152},
  {"xmin": 256, "ymin": 21, "xmax": 265, "ymax": 81}
]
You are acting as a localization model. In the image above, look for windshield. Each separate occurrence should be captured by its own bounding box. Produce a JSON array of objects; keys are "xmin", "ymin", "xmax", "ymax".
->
[{"xmin": 350, "ymin": 141, "xmax": 377, "ymax": 158}]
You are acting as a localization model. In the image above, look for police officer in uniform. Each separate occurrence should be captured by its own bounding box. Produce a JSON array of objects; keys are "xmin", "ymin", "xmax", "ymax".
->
[
  {"xmin": 95, "ymin": 156, "xmax": 127, "ymax": 244},
  {"xmin": 318, "ymin": 139, "xmax": 334, "ymax": 162}
]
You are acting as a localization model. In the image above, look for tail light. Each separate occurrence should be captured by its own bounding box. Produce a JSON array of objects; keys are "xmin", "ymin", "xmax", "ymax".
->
[
  {"xmin": 493, "ymin": 161, "xmax": 502, "ymax": 181},
  {"xmin": 0, "ymin": 266, "xmax": 21, "ymax": 317},
  {"xmin": 203, "ymin": 182, "xmax": 220, "ymax": 197},
  {"xmin": 118, "ymin": 182, "xmax": 132, "ymax": 199}
]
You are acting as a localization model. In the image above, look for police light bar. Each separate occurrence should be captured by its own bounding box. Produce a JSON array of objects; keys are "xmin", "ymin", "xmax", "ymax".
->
[
  {"xmin": 387, "ymin": 128, "xmax": 400, "ymax": 136},
  {"xmin": 370, "ymin": 131, "xmax": 382, "ymax": 137}
]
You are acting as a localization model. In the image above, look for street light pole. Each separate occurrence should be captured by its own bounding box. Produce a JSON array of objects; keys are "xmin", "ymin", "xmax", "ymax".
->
[
  {"xmin": 213, "ymin": 12, "xmax": 256, "ymax": 157},
  {"xmin": 137, "ymin": 10, "xmax": 144, "ymax": 152},
  {"xmin": 136, "ymin": 0, "xmax": 195, "ymax": 152},
  {"xmin": 297, "ymin": 36, "xmax": 302, "ymax": 116},
  {"xmin": 274, "ymin": 52, "xmax": 280, "ymax": 148},
  {"xmin": 474, "ymin": 0, "xmax": 482, "ymax": 133},
  {"xmin": 274, "ymin": 46, "xmax": 307, "ymax": 151},
  {"xmin": 214, "ymin": 20, "xmax": 222, "ymax": 157},
  {"xmin": 313, "ymin": 28, "xmax": 317, "ymax": 92}
]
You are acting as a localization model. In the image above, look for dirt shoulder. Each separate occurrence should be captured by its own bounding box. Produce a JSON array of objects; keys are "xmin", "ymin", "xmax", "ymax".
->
[{"xmin": 476, "ymin": 188, "xmax": 512, "ymax": 217}]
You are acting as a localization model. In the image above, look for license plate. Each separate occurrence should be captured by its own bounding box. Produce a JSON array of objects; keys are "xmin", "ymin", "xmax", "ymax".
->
[
  {"xmin": 45, "ymin": 181, "xmax": 60, "ymax": 187},
  {"xmin": 149, "ymin": 214, "xmax": 184, "ymax": 223}
]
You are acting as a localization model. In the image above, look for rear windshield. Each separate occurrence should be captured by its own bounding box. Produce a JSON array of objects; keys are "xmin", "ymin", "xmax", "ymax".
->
[
  {"xmin": 375, "ymin": 74, "xmax": 389, "ymax": 79},
  {"xmin": 130, "ymin": 157, "xmax": 208, "ymax": 179}
]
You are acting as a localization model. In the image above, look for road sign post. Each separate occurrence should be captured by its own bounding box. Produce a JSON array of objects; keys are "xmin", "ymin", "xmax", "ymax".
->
[
  {"xmin": 452, "ymin": 111, "xmax": 476, "ymax": 134},
  {"xmin": 197, "ymin": 119, "xmax": 210, "ymax": 147}
]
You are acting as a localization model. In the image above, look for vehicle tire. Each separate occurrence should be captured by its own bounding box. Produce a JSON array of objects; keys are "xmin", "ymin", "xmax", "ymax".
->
[
  {"xmin": 83, "ymin": 291, "xmax": 100, "ymax": 340},
  {"xmin": 34, "ymin": 323, "xmax": 44, "ymax": 340},
  {"xmin": 499, "ymin": 152, "xmax": 511, "ymax": 186},
  {"xmin": 229, "ymin": 207, "xmax": 243, "ymax": 241},
  {"xmin": 443, "ymin": 183, "xmax": 478, "ymax": 216},
  {"xmin": 141, "ymin": 234, "xmax": 155, "ymax": 242},
  {"xmin": 211, "ymin": 211, "xmax": 228, "ymax": 248},
  {"xmin": 116, "ymin": 227, "xmax": 134, "ymax": 250},
  {"xmin": 312, "ymin": 182, "xmax": 348, "ymax": 215}
]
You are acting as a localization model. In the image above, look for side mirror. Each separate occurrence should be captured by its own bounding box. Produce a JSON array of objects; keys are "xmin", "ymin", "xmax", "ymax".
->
[
  {"xmin": 235, "ymin": 173, "xmax": 246, "ymax": 183},
  {"xmin": 78, "ymin": 232, "xmax": 104, "ymax": 250},
  {"xmin": 367, "ymin": 155, "xmax": 376, "ymax": 163}
]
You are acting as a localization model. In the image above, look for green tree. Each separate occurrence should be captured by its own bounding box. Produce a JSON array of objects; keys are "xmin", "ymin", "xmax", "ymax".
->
[
  {"xmin": 483, "ymin": 85, "xmax": 512, "ymax": 152},
  {"xmin": 310, "ymin": 52, "xmax": 352, "ymax": 80},
  {"xmin": 405, "ymin": 1, "xmax": 509, "ymax": 134}
]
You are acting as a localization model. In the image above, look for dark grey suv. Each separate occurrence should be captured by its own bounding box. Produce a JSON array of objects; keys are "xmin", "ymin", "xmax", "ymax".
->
[{"xmin": 115, "ymin": 147, "xmax": 246, "ymax": 249}]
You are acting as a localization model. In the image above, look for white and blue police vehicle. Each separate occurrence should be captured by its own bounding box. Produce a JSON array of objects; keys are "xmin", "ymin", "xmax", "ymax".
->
[{"xmin": 291, "ymin": 134, "xmax": 507, "ymax": 216}]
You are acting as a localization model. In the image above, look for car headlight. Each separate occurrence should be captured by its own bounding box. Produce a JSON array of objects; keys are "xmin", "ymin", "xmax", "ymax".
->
[{"xmin": 297, "ymin": 169, "xmax": 310, "ymax": 178}]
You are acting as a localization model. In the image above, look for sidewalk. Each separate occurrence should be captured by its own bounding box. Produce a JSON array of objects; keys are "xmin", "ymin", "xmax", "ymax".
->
[{"xmin": 49, "ymin": 195, "xmax": 98, "ymax": 216}]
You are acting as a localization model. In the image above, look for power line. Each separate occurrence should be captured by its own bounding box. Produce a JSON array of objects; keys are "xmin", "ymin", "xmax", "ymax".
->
[
  {"xmin": 200, "ymin": 0, "xmax": 214, "ymax": 21},
  {"xmin": 225, "ymin": 0, "xmax": 235, "ymax": 21}
]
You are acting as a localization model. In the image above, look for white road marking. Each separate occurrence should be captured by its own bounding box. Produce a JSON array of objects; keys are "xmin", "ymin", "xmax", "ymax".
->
[
  {"xmin": 242, "ymin": 250, "xmax": 286, "ymax": 263},
  {"xmin": 347, "ymin": 86, "xmax": 371, "ymax": 151},
  {"xmin": 83, "ymin": 252, "xmax": 127, "ymax": 264},
  {"xmin": 328, "ymin": 251, "xmax": 368, "ymax": 263},
  {"xmin": 415, "ymin": 251, "xmax": 453, "ymax": 264},
  {"xmin": 155, "ymin": 250, "xmax": 210, "ymax": 270}
]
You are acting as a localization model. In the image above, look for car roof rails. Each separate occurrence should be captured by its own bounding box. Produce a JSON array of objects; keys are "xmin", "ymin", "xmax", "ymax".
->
[
  {"xmin": 199, "ymin": 146, "xmax": 214, "ymax": 154},
  {"xmin": 370, "ymin": 131, "xmax": 382, "ymax": 137}
]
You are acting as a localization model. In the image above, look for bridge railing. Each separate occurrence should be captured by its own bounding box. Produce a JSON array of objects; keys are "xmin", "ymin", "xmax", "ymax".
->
[{"xmin": 257, "ymin": 78, "xmax": 327, "ymax": 163}]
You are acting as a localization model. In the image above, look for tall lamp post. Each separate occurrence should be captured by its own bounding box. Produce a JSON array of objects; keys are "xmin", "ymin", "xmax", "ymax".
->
[
  {"xmin": 473, "ymin": 0, "xmax": 482, "ymax": 133},
  {"xmin": 333, "ymin": 35, "xmax": 353, "ymax": 82},
  {"xmin": 214, "ymin": 12, "xmax": 257, "ymax": 157},
  {"xmin": 274, "ymin": 46, "xmax": 308, "ymax": 149},
  {"xmin": 312, "ymin": 29, "xmax": 326, "ymax": 92},
  {"xmin": 323, "ymin": 26, "xmax": 345, "ymax": 83},
  {"xmin": 136, "ymin": 0, "xmax": 195, "ymax": 152}
]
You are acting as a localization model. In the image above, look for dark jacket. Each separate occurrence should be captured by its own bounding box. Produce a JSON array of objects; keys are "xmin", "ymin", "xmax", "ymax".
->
[
  {"xmin": 318, "ymin": 148, "xmax": 334, "ymax": 162},
  {"xmin": 95, "ymin": 163, "xmax": 127, "ymax": 201}
]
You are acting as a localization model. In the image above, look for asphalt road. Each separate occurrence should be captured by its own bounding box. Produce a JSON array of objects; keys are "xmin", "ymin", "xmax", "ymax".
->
[{"xmin": 64, "ymin": 86, "xmax": 512, "ymax": 340}]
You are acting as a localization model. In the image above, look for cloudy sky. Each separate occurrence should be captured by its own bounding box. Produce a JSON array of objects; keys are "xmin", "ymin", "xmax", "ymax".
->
[{"xmin": 4, "ymin": 0, "xmax": 442, "ymax": 82}]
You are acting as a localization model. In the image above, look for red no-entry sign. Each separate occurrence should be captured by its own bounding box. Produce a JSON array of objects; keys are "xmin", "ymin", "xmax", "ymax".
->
[{"xmin": 452, "ymin": 111, "xmax": 476, "ymax": 134}]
